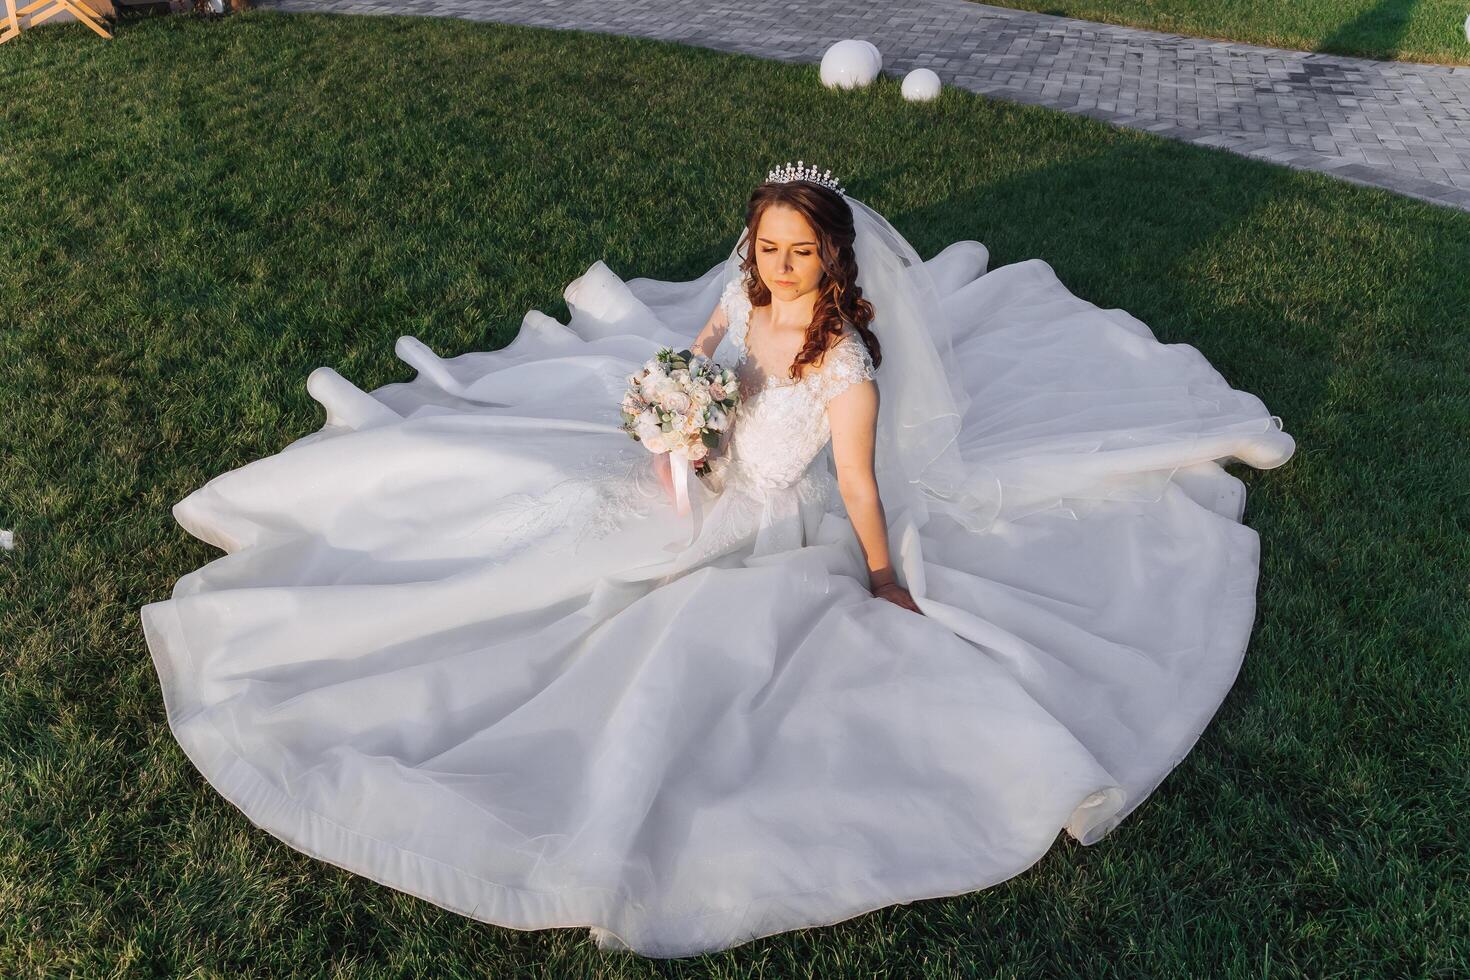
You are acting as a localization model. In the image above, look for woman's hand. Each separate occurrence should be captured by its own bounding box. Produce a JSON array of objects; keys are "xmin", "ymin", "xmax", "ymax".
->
[{"xmin": 871, "ymin": 580, "xmax": 923, "ymax": 615}]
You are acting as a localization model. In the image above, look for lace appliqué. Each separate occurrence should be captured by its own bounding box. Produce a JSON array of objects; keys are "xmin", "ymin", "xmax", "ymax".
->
[
  {"xmin": 809, "ymin": 334, "xmax": 877, "ymax": 405},
  {"xmin": 465, "ymin": 447, "xmax": 666, "ymax": 563}
]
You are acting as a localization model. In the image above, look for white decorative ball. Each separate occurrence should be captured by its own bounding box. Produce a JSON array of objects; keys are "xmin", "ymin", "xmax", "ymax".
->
[
  {"xmin": 902, "ymin": 68, "xmax": 942, "ymax": 102},
  {"xmin": 1464, "ymin": 12, "xmax": 1470, "ymax": 44},
  {"xmin": 821, "ymin": 40, "xmax": 881, "ymax": 89}
]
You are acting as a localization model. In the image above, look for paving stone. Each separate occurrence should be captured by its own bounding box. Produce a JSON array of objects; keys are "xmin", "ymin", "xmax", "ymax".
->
[{"xmin": 252, "ymin": 0, "xmax": 1470, "ymax": 213}]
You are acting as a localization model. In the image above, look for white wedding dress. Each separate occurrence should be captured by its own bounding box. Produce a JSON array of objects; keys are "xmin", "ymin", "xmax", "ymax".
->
[{"xmin": 142, "ymin": 234, "xmax": 1295, "ymax": 957}]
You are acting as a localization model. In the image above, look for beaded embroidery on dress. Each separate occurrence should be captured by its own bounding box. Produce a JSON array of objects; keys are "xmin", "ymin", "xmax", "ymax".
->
[{"xmin": 141, "ymin": 210, "xmax": 1295, "ymax": 959}]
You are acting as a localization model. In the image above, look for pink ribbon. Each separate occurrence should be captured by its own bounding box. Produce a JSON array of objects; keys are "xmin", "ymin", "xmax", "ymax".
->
[
  {"xmin": 654, "ymin": 450, "xmax": 706, "ymax": 553},
  {"xmin": 669, "ymin": 450, "xmax": 693, "ymax": 516}
]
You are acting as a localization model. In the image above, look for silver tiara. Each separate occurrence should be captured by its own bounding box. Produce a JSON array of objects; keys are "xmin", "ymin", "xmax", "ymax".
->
[{"xmin": 765, "ymin": 160, "xmax": 846, "ymax": 196}]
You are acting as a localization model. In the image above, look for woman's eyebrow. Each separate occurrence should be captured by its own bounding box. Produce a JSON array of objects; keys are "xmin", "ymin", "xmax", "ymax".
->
[{"xmin": 757, "ymin": 237, "xmax": 817, "ymax": 245}]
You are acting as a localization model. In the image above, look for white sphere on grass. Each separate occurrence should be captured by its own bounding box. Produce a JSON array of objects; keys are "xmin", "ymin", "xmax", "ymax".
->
[
  {"xmin": 902, "ymin": 68, "xmax": 942, "ymax": 102},
  {"xmin": 821, "ymin": 40, "xmax": 881, "ymax": 89}
]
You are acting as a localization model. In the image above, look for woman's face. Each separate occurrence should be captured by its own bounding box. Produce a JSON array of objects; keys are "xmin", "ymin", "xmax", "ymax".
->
[{"xmin": 754, "ymin": 204, "xmax": 824, "ymax": 302}]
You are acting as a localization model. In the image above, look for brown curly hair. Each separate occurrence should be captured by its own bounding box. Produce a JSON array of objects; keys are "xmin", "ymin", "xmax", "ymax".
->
[{"xmin": 736, "ymin": 180, "xmax": 881, "ymax": 382}]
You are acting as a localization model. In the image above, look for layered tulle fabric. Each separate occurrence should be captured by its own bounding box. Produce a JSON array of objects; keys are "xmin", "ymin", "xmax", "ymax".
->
[{"xmin": 142, "ymin": 240, "xmax": 1294, "ymax": 957}]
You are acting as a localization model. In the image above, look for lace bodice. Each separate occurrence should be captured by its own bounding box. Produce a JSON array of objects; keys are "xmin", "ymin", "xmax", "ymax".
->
[{"xmin": 710, "ymin": 278, "xmax": 877, "ymax": 492}]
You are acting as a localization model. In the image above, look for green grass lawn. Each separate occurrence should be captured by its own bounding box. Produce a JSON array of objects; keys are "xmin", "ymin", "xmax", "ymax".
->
[
  {"xmin": 3, "ymin": 10, "xmax": 1468, "ymax": 977},
  {"xmin": 978, "ymin": 0, "xmax": 1470, "ymax": 66}
]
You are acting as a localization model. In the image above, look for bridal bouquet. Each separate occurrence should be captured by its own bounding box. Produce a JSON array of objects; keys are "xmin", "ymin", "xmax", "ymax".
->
[
  {"xmin": 620, "ymin": 347, "xmax": 739, "ymax": 478},
  {"xmin": 620, "ymin": 346, "xmax": 739, "ymax": 517}
]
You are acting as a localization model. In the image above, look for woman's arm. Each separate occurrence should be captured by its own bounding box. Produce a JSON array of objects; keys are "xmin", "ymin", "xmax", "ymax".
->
[
  {"xmin": 691, "ymin": 298, "xmax": 730, "ymax": 359},
  {"xmin": 827, "ymin": 379, "xmax": 923, "ymax": 615}
]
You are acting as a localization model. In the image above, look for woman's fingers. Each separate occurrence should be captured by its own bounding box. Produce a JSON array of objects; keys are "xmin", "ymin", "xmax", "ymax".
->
[{"xmin": 876, "ymin": 586, "xmax": 924, "ymax": 615}]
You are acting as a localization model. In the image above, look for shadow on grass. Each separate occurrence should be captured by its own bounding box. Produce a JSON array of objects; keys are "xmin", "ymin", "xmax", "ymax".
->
[
  {"xmin": 1315, "ymin": 0, "xmax": 1422, "ymax": 58},
  {"xmin": 876, "ymin": 133, "xmax": 1313, "ymax": 389}
]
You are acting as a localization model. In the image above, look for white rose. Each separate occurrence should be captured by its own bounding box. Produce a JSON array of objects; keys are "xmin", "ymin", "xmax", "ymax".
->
[
  {"xmin": 686, "ymin": 441, "xmax": 709, "ymax": 461},
  {"xmin": 661, "ymin": 391, "xmax": 692, "ymax": 414}
]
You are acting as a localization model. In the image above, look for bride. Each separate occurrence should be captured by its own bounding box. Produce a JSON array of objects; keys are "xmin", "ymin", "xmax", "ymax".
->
[{"xmin": 141, "ymin": 162, "xmax": 1296, "ymax": 958}]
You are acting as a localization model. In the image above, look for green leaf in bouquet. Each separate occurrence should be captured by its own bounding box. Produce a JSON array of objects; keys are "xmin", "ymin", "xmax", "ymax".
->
[{"xmin": 701, "ymin": 429, "xmax": 720, "ymax": 449}]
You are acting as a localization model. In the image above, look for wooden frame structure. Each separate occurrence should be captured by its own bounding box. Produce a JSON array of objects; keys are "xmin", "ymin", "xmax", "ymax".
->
[{"xmin": 1, "ymin": 0, "xmax": 114, "ymax": 43}]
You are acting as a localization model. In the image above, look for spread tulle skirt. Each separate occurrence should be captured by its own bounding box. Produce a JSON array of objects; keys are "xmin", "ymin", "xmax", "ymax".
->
[{"xmin": 141, "ymin": 240, "xmax": 1294, "ymax": 957}]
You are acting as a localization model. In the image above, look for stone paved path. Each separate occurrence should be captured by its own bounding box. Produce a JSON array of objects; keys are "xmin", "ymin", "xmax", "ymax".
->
[{"xmin": 255, "ymin": 0, "xmax": 1470, "ymax": 212}]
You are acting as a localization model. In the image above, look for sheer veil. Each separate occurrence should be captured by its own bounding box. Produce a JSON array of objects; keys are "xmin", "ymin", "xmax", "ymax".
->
[{"xmin": 717, "ymin": 193, "xmax": 1000, "ymax": 533}]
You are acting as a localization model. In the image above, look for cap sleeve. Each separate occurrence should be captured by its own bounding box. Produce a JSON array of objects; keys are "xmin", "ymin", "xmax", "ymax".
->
[
  {"xmin": 816, "ymin": 332, "xmax": 877, "ymax": 405},
  {"xmin": 718, "ymin": 279, "xmax": 752, "ymax": 354}
]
